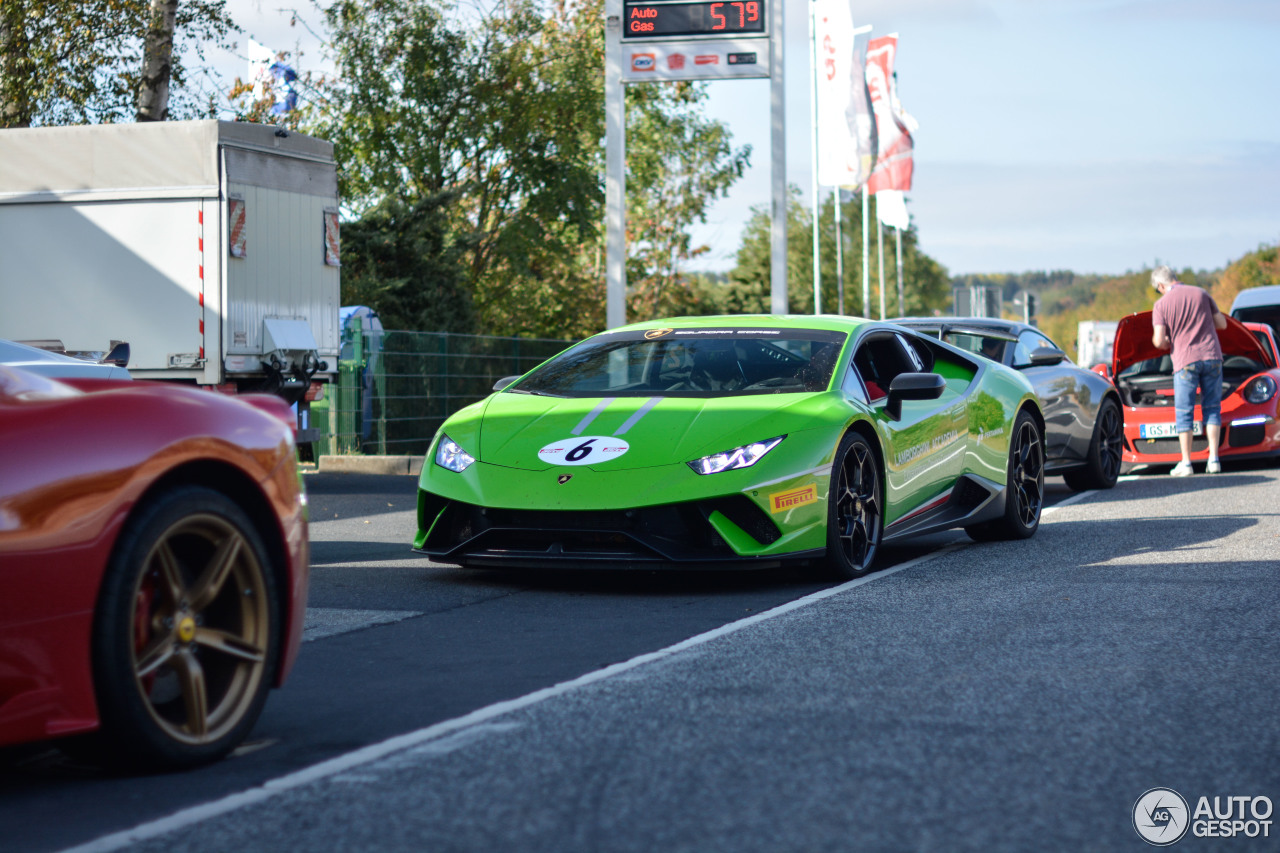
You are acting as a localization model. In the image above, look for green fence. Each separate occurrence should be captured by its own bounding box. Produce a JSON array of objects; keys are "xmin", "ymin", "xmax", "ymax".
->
[{"xmin": 311, "ymin": 330, "xmax": 574, "ymax": 457}]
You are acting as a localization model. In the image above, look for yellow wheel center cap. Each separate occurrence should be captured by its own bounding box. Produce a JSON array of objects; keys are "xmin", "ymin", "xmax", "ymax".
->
[{"xmin": 177, "ymin": 616, "xmax": 197, "ymax": 643}]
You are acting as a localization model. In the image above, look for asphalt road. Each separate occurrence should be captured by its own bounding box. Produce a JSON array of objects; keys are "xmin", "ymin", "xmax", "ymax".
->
[{"xmin": 4, "ymin": 468, "xmax": 1278, "ymax": 852}]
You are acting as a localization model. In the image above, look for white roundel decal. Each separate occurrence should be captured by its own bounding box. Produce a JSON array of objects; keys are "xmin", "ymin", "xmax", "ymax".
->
[{"xmin": 537, "ymin": 436, "xmax": 630, "ymax": 466}]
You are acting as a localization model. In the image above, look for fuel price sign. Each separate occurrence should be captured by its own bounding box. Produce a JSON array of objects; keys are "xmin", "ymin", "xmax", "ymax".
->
[{"xmin": 623, "ymin": 1, "xmax": 766, "ymax": 40}]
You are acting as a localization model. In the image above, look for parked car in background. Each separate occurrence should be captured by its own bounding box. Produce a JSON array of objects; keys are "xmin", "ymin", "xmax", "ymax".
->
[
  {"xmin": 893, "ymin": 318, "xmax": 1124, "ymax": 492},
  {"xmin": 0, "ymin": 338, "xmax": 131, "ymax": 380},
  {"xmin": 1230, "ymin": 285, "xmax": 1280, "ymax": 340},
  {"xmin": 0, "ymin": 366, "xmax": 309, "ymax": 771},
  {"xmin": 1111, "ymin": 311, "xmax": 1280, "ymax": 471},
  {"xmin": 414, "ymin": 315, "xmax": 1047, "ymax": 580}
]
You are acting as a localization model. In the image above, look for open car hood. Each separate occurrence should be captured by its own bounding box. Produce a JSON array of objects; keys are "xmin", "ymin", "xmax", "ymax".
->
[{"xmin": 1112, "ymin": 311, "xmax": 1272, "ymax": 376}]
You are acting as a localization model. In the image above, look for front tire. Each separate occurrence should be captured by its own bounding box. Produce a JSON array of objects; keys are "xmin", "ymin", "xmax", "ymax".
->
[
  {"xmin": 966, "ymin": 410, "xmax": 1045, "ymax": 542},
  {"xmin": 88, "ymin": 486, "xmax": 280, "ymax": 771},
  {"xmin": 825, "ymin": 432, "xmax": 883, "ymax": 580},
  {"xmin": 1063, "ymin": 397, "xmax": 1123, "ymax": 491}
]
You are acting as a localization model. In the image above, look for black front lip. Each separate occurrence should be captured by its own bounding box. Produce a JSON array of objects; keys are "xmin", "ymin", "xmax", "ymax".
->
[
  {"xmin": 411, "ymin": 544, "xmax": 823, "ymax": 571},
  {"xmin": 415, "ymin": 492, "xmax": 805, "ymax": 570}
]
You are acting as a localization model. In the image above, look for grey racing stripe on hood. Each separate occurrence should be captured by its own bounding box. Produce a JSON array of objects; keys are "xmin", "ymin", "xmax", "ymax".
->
[{"xmin": 613, "ymin": 396, "xmax": 664, "ymax": 435}]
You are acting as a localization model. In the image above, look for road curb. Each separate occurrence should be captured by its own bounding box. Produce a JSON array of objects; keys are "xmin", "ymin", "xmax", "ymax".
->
[{"xmin": 316, "ymin": 455, "xmax": 425, "ymax": 475}]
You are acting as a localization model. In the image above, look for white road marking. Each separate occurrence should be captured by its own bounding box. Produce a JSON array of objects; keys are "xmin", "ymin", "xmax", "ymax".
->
[
  {"xmin": 1041, "ymin": 487, "xmax": 1095, "ymax": 516},
  {"xmin": 57, "ymin": 544, "xmax": 968, "ymax": 853},
  {"xmin": 59, "ymin": 490, "xmax": 1097, "ymax": 853}
]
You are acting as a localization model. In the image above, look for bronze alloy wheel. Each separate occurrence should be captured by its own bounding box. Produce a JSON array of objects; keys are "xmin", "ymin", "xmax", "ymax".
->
[
  {"xmin": 89, "ymin": 486, "xmax": 279, "ymax": 770},
  {"xmin": 129, "ymin": 512, "xmax": 271, "ymax": 745},
  {"xmin": 827, "ymin": 433, "xmax": 882, "ymax": 579}
]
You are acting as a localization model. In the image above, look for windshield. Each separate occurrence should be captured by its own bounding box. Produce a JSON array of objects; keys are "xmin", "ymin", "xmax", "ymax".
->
[
  {"xmin": 1235, "ymin": 306, "xmax": 1280, "ymax": 341},
  {"xmin": 510, "ymin": 329, "xmax": 848, "ymax": 398}
]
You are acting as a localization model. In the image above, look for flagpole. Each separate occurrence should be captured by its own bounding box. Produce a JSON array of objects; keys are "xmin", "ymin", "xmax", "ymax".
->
[
  {"xmin": 808, "ymin": 1, "xmax": 822, "ymax": 315},
  {"xmin": 876, "ymin": 194, "xmax": 886, "ymax": 320},
  {"xmin": 852, "ymin": 23, "xmax": 873, "ymax": 320},
  {"xmin": 861, "ymin": 190, "xmax": 870, "ymax": 318},
  {"xmin": 895, "ymin": 225, "xmax": 904, "ymax": 315},
  {"xmin": 833, "ymin": 189, "xmax": 845, "ymax": 314}
]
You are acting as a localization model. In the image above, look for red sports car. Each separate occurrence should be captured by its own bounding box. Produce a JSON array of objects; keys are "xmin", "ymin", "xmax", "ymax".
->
[
  {"xmin": 0, "ymin": 366, "xmax": 309, "ymax": 770},
  {"xmin": 1112, "ymin": 311, "xmax": 1280, "ymax": 470}
]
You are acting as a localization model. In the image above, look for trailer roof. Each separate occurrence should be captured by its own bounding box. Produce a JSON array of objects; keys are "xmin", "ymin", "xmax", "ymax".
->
[{"xmin": 0, "ymin": 120, "xmax": 335, "ymax": 203}]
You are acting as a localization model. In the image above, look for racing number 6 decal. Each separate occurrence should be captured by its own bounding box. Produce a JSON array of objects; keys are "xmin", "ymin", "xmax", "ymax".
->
[
  {"xmin": 538, "ymin": 436, "xmax": 630, "ymax": 466},
  {"xmin": 566, "ymin": 439, "xmax": 597, "ymax": 462}
]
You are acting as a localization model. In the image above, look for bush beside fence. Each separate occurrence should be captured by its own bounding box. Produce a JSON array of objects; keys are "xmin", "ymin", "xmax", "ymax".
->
[{"xmin": 311, "ymin": 330, "xmax": 574, "ymax": 457}]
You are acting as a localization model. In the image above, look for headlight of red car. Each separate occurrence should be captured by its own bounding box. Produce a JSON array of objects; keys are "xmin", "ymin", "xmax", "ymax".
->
[{"xmin": 1243, "ymin": 375, "xmax": 1277, "ymax": 404}]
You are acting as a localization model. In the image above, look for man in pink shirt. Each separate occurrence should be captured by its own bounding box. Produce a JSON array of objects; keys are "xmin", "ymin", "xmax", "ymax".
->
[{"xmin": 1151, "ymin": 265, "xmax": 1227, "ymax": 475}]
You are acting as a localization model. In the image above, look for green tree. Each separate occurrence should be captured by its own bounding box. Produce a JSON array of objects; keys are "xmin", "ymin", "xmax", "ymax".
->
[
  {"xmin": 0, "ymin": 0, "xmax": 236, "ymax": 127},
  {"xmin": 719, "ymin": 188, "xmax": 950, "ymax": 318},
  {"xmin": 308, "ymin": 0, "xmax": 606, "ymax": 336},
  {"xmin": 303, "ymin": 0, "xmax": 749, "ymax": 338},
  {"xmin": 1212, "ymin": 243, "xmax": 1280, "ymax": 311},
  {"xmin": 339, "ymin": 192, "xmax": 476, "ymax": 332},
  {"xmin": 624, "ymin": 83, "xmax": 750, "ymax": 320}
]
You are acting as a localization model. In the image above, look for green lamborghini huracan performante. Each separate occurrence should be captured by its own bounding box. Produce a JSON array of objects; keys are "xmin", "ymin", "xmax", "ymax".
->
[{"xmin": 413, "ymin": 316, "xmax": 1046, "ymax": 579}]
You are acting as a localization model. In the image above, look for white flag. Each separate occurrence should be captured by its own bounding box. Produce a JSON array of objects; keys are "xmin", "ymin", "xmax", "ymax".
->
[
  {"xmin": 875, "ymin": 189, "xmax": 909, "ymax": 229},
  {"xmin": 248, "ymin": 39, "xmax": 274, "ymax": 100},
  {"xmin": 814, "ymin": 1, "xmax": 874, "ymax": 187}
]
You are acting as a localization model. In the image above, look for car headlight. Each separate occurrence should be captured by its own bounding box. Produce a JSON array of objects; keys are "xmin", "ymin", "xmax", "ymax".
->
[
  {"xmin": 1243, "ymin": 375, "xmax": 1277, "ymax": 404},
  {"xmin": 434, "ymin": 435, "xmax": 476, "ymax": 472},
  {"xmin": 688, "ymin": 436, "xmax": 785, "ymax": 475}
]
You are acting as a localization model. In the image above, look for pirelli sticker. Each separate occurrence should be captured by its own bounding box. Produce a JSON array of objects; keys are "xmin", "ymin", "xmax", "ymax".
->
[{"xmin": 770, "ymin": 484, "xmax": 818, "ymax": 513}]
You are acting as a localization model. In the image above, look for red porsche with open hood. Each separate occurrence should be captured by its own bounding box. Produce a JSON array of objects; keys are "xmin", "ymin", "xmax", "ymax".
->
[{"xmin": 1112, "ymin": 311, "xmax": 1280, "ymax": 469}]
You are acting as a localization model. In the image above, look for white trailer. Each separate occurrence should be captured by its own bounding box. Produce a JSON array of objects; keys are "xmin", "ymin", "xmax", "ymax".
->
[
  {"xmin": 0, "ymin": 120, "xmax": 339, "ymax": 443},
  {"xmin": 1076, "ymin": 320, "xmax": 1119, "ymax": 369}
]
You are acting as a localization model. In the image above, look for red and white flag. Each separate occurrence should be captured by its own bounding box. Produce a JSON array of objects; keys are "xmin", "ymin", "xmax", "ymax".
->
[
  {"xmin": 865, "ymin": 34, "xmax": 914, "ymax": 194},
  {"xmin": 814, "ymin": 0, "xmax": 875, "ymax": 188}
]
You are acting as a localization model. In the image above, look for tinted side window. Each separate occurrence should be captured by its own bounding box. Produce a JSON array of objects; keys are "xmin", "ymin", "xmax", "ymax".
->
[{"xmin": 1013, "ymin": 331, "xmax": 1054, "ymax": 367}]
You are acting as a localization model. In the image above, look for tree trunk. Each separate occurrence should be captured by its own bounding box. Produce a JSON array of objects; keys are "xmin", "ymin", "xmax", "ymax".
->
[
  {"xmin": 0, "ymin": 0, "xmax": 33, "ymax": 128},
  {"xmin": 136, "ymin": 0, "xmax": 178, "ymax": 122}
]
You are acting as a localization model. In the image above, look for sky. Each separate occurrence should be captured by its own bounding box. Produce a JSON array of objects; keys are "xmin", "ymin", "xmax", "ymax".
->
[{"xmin": 213, "ymin": 0, "xmax": 1280, "ymax": 278}]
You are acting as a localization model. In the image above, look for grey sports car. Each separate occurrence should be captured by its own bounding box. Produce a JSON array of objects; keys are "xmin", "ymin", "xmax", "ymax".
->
[{"xmin": 894, "ymin": 317, "xmax": 1123, "ymax": 491}]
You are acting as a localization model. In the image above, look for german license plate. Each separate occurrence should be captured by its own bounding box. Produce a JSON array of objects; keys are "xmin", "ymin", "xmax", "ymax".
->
[{"xmin": 1140, "ymin": 422, "xmax": 1202, "ymax": 439}]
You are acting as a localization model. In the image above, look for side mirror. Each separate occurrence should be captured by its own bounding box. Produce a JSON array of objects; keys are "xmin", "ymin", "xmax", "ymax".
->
[
  {"xmin": 1091, "ymin": 363, "xmax": 1112, "ymax": 379},
  {"xmin": 493, "ymin": 375, "xmax": 520, "ymax": 391},
  {"xmin": 885, "ymin": 372, "xmax": 946, "ymax": 421},
  {"xmin": 1027, "ymin": 346, "xmax": 1066, "ymax": 367},
  {"xmin": 100, "ymin": 341, "xmax": 130, "ymax": 368}
]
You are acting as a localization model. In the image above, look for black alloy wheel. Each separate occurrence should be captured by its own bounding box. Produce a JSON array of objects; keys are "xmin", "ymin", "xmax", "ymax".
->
[
  {"xmin": 826, "ymin": 432, "xmax": 883, "ymax": 579},
  {"xmin": 966, "ymin": 410, "xmax": 1045, "ymax": 541},
  {"xmin": 1064, "ymin": 398, "xmax": 1123, "ymax": 491}
]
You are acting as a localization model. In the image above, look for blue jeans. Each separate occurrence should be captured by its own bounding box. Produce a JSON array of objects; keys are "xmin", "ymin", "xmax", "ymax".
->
[{"xmin": 1173, "ymin": 359, "xmax": 1223, "ymax": 433}]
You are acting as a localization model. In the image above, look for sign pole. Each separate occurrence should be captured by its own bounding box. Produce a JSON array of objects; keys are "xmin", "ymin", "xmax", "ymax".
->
[
  {"xmin": 808, "ymin": 0, "xmax": 820, "ymax": 315},
  {"xmin": 605, "ymin": 0, "xmax": 625, "ymax": 330},
  {"xmin": 613, "ymin": 1, "xmax": 779, "ymax": 318},
  {"xmin": 769, "ymin": 0, "xmax": 787, "ymax": 314}
]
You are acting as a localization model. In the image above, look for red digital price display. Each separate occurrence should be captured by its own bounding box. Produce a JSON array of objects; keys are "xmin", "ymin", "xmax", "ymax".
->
[{"xmin": 623, "ymin": 2, "xmax": 766, "ymax": 39}]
